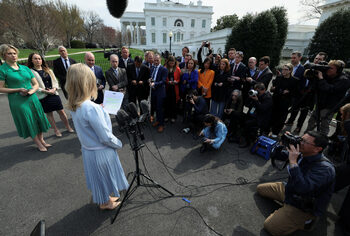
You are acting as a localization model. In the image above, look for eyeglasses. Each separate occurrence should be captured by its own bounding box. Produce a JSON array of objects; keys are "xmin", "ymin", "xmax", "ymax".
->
[{"xmin": 301, "ymin": 138, "xmax": 316, "ymax": 146}]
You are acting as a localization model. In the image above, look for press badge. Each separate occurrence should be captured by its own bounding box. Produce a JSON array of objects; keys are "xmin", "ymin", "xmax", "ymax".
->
[{"xmin": 250, "ymin": 107, "xmax": 256, "ymax": 114}]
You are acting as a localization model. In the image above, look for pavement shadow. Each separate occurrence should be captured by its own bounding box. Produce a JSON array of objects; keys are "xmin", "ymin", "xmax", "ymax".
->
[
  {"xmin": 0, "ymin": 135, "xmax": 81, "ymax": 172},
  {"xmin": 46, "ymin": 204, "xmax": 114, "ymax": 236},
  {"xmin": 0, "ymin": 130, "xmax": 20, "ymax": 139}
]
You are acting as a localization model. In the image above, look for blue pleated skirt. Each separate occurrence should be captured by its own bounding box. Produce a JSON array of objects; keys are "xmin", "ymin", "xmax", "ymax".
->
[{"xmin": 81, "ymin": 147, "xmax": 129, "ymax": 204}]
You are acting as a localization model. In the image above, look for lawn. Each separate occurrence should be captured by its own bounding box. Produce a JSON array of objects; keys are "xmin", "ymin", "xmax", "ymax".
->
[
  {"xmin": 17, "ymin": 48, "xmax": 145, "ymax": 72},
  {"xmin": 18, "ymin": 48, "xmax": 108, "ymax": 60}
]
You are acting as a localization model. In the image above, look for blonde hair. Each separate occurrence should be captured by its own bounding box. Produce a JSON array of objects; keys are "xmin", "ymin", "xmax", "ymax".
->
[
  {"xmin": 65, "ymin": 63, "xmax": 97, "ymax": 111},
  {"xmin": 0, "ymin": 44, "xmax": 19, "ymax": 60}
]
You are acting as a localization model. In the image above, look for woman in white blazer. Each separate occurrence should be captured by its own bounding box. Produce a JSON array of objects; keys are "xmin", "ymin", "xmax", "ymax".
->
[{"xmin": 28, "ymin": 53, "xmax": 74, "ymax": 137}]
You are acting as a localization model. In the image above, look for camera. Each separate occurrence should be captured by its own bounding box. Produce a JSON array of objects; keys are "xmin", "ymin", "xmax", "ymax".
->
[
  {"xmin": 304, "ymin": 62, "xmax": 330, "ymax": 80},
  {"xmin": 203, "ymin": 41, "xmax": 209, "ymax": 47},
  {"xmin": 186, "ymin": 94, "xmax": 194, "ymax": 102},
  {"xmin": 248, "ymin": 89, "xmax": 258, "ymax": 97},
  {"xmin": 270, "ymin": 133, "xmax": 303, "ymax": 170},
  {"xmin": 281, "ymin": 132, "xmax": 303, "ymax": 148}
]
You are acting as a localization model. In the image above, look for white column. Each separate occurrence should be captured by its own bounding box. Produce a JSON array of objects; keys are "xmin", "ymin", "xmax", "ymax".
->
[
  {"xmin": 136, "ymin": 22, "xmax": 141, "ymax": 45},
  {"xmin": 129, "ymin": 22, "xmax": 134, "ymax": 45}
]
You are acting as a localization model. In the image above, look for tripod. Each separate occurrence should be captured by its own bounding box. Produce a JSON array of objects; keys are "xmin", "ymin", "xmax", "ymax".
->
[{"xmin": 111, "ymin": 124, "xmax": 174, "ymax": 224}]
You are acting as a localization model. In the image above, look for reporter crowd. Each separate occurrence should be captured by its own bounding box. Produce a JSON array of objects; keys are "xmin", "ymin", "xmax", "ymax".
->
[{"xmin": 1, "ymin": 41, "xmax": 350, "ymax": 235}]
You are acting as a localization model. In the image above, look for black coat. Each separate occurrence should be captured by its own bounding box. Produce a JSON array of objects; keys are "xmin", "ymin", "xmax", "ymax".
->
[
  {"xmin": 211, "ymin": 71, "xmax": 230, "ymax": 102},
  {"xmin": 247, "ymin": 92, "xmax": 273, "ymax": 130},
  {"xmin": 228, "ymin": 62, "xmax": 246, "ymax": 90}
]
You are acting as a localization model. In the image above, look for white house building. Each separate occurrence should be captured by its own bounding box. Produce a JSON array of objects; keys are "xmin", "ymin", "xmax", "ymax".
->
[
  {"xmin": 120, "ymin": 0, "xmax": 214, "ymax": 56},
  {"xmin": 120, "ymin": 0, "xmax": 349, "ymax": 60},
  {"xmin": 318, "ymin": 0, "xmax": 350, "ymax": 24}
]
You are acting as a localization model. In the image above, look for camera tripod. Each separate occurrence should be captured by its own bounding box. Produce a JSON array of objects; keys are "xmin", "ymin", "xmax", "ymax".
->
[{"xmin": 111, "ymin": 124, "xmax": 174, "ymax": 224}]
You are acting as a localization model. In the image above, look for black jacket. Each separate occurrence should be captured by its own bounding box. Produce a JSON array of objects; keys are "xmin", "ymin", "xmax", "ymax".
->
[
  {"xmin": 247, "ymin": 92, "xmax": 273, "ymax": 130},
  {"xmin": 252, "ymin": 67, "xmax": 273, "ymax": 89},
  {"xmin": 211, "ymin": 71, "xmax": 230, "ymax": 102},
  {"xmin": 317, "ymin": 73, "xmax": 350, "ymax": 110}
]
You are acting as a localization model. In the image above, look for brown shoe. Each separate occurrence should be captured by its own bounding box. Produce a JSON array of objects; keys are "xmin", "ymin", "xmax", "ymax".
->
[
  {"xmin": 152, "ymin": 121, "xmax": 160, "ymax": 127},
  {"xmin": 157, "ymin": 126, "xmax": 164, "ymax": 133},
  {"xmin": 150, "ymin": 116, "xmax": 154, "ymax": 123}
]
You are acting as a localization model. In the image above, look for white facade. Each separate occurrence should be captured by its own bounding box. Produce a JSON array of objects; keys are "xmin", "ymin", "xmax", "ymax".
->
[
  {"xmin": 120, "ymin": 0, "xmax": 213, "ymax": 56},
  {"xmin": 318, "ymin": 0, "xmax": 350, "ymax": 24},
  {"xmin": 282, "ymin": 25, "xmax": 316, "ymax": 57}
]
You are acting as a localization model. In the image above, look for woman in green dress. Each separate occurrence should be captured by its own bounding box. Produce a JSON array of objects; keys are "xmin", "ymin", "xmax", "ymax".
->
[{"xmin": 0, "ymin": 44, "xmax": 51, "ymax": 152}]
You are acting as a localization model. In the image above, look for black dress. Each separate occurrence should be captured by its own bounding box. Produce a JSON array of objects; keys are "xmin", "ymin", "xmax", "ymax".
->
[{"xmin": 34, "ymin": 69, "xmax": 63, "ymax": 113}]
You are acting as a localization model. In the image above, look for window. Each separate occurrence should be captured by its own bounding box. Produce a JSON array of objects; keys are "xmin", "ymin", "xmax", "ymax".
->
[
  {"xmin": 181, "ymin": 34, "xmax": 183, "ymax": 41},
  {"xmin": 174, "ymin": 19, "xmax": 184, "ymax": 27},
  {"xmin": 163, "ymin": 33, "xmax": 167, "ymax": 44},
  {"xmin": 152, "ymin": 33, "xmax": 156, "ymax": 43},
  {"xmin": 202, "ymin": 19, "xmax": 206, "ymax": 28},
  {"xmin": 190, "ymin": 33, "xmax": 194, "ymax": 39},
  {"xmin": 163, "ymin": 18, "xmax": 167, "ymax": 27},
  {"xmin": 191, "ymin": 19, "xmax": 195, "ymax": 27},
  {"xmin": 151, "ymin": 17, "xmax": 155, "ymax": 26},
  {"xmin": 177, "ymin": 32, "xmax": 180, "ymax": 42}
]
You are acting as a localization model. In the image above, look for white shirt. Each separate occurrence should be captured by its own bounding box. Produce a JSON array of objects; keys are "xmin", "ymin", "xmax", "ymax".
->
[
  {"xmin": 123, "ymin": 58, "xmax": 128, "ymax": 68},
  {"xmin": 61, "ymin": 57, "xmax": 70, "ymax": 70}
]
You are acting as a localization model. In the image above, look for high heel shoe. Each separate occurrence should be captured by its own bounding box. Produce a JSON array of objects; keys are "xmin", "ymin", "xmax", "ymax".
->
[
  {"xmin": 99, "ymin": 201, "xmax": 121, "ymax": 210},
  {"xmin": 55, "ymin": 130, "xmax": 62, "ymax": 137}
]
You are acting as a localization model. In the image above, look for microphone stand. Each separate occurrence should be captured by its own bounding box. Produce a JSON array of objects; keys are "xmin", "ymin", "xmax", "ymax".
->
[{"xmin": 111, "ymin": 122, "xmax": 173, "ymax": 224}]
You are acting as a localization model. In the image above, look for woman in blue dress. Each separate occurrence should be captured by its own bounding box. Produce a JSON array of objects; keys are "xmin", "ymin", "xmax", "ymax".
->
[
  {"xmin": 65, "ymin": 63, "xmax": 129, "ymax": 210},
  {"xmin": 199, "ymin": 114, "xmax": 228, "ymax": 153}
]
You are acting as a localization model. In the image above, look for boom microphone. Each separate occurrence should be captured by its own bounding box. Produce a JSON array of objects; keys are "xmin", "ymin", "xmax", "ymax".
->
[
  {"xmin": 116, "ymin": 109, "xmax": 131, "ymax": 128},
  {"xmin": 106, "ymin": 0, "xmax": 128, "ymax": 18},
  {"xmin": 127, "ymin": 102, "xmax": 139, "ymax": 119}
]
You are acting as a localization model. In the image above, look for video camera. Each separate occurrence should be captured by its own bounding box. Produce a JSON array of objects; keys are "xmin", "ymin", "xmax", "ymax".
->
[
  {"xmin": 304, "ymin": 62, "xmax": 330, "ymax": 80},
  {"xmin": 270, "ymin": 133, "xmax": 303, "ymax": 170},
  {"xmin": 248, "ymin": 89, "xmax": 258, "ymax": 97},
  {"xmin": 186, "ymin": 94, "xmax": 194, "ymax": 102}
]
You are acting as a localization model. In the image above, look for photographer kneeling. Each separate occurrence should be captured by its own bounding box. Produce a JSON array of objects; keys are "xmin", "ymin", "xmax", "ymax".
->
[
  {"xmin": 257, "ymin": 131, "xmax": 335, "ymax": 235},
  {"xmin": 239, "ymin": 83, "xmax": 273, "ymax": 148},
  {"xmin": 199, "ymin": 114, "xmax": 227, "ymax": 153},
  {"xmin": 182, "ymin": 90, "xmax": 208, "ymax": 134}
]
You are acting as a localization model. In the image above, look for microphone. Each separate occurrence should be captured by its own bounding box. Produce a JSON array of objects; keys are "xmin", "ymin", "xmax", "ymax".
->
[
  {"xmin": 140, "ymin": 100, "xmax": 149, "ymax": 115},
  {"xmin": 127, "ymin": 102, "xmax": 139, "ymax": 119},
  {"xmin": 106, "ymin": 0, "xmax": 128, "ymax": 18},
  {"xmin": 139, "ymin": 100, "xmax": 149, "ymax": 123},
  {"xmin": 116, "ymin": 109, "xmax": 131, "ymax": 128}
]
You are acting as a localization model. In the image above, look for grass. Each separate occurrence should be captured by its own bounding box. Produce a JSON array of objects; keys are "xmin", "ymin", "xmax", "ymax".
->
[
  {"xmin": 18, "ymin": 48, "xmax": 108, "ymax": 60},
  {"xmin": 17, "ymin": 48, "xmax": 145, "ymax": 73}
]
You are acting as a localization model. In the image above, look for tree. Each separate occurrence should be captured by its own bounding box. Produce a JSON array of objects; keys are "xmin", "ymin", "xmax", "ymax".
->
[
  {"xmin": 212, "ymin": 14, "xmax": 239, "ymax": 31},
  {"xmin": 55, "ymin": 0, "xmax": 84, "ymax": 48},
  {"xmin": 225, "ymin": 7, "xmax": 288, "ymax": 69},
  {"xmin": 269, "ymin": 7, "xmax": 289, "ymax": 69},
  {"xmin": 83, "ymin": 11, "xmax": 103, "ymax": 44},
  {"xmin": 300, "ymin": 0, "xmax": 323, "ymax": 20},
  {"xmin": 307, "ymin": 9, "xmax": 350, "ymax": 62},
  {"xmin": 0, "ymin": 0, "xmax": 63, "ymax": 55}
]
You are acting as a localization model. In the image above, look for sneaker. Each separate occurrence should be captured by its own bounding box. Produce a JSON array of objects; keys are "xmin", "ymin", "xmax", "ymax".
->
[
  {"xmin": 182, "ymin": 128, "xmax": 190, "ymax": 134},
  {"xmin": 157, "ymin": 125, "xmax": 164, "ymax": 133}
]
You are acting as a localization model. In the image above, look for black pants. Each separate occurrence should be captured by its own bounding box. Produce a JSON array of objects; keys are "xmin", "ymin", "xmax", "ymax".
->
[
  {"xmin": 335, "ymin": 164, "xmax": 350, "ymax": 227},
  {"xmin": 242, "ymin": 115, "xmax": 259, "ymax": 144},
  {"xmin": 164, "ymin": 86, "xmax": 177, "ymax": 119},
  {"xmin": 271, "ymin": 104, "xmax": 290, "ymax": 135},
  {"xmin": 222, "ymin": 111, "xmax": 243, "ymax": 135}
]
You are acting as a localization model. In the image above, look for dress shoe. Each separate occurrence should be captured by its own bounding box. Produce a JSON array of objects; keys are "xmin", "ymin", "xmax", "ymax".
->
[
  {"xmin": 157, "ymin": 125, "xmax": 164, "ymax": 133},
  {"xmin": 152, "ymin": 121, "xmax": 160, "ymax": 127}
]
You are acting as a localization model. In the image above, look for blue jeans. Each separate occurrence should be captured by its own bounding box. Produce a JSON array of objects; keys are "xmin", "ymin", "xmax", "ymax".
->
[{"xmin": 210, "ymin": 100, "xmax": 225, "ymax": 118}]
